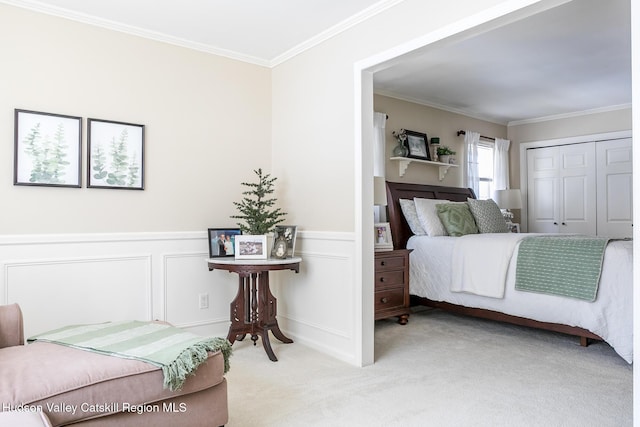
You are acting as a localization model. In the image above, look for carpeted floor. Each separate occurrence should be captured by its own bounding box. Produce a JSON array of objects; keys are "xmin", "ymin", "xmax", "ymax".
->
[{"xmin": 225, "ymin": 307, "xmax": 632, "ymax": 426}]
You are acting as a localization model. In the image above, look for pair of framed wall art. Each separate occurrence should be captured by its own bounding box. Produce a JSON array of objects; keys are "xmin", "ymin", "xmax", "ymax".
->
[
  {"xmin": 13, "ymin": 109, "xmax": 144, "ymax": 190},
  {"xmin": 208, "ymin": 226, "xmax": 297, "ymax": 260}
]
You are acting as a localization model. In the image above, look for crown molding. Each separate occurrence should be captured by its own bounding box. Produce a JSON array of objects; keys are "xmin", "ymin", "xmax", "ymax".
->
[
  {"xmin": 507, "ymin": 103, "xmax": 632, "ymax": 126},
  {"xmin": 1, "ymin": 0, "xmax": 403, "ymax": 68},
  {"xmin": 269, "ymin": 0, "xmax": 405, "ymax": 67}
]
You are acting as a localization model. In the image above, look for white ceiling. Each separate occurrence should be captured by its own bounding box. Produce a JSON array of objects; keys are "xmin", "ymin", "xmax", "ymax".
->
[
  {"xmin": 373, "ymin": 0, "xmax": 632, "ymax": 125},
  {"xmin": 1, "ymin": 0, "xmax": 396, "ymax": 65},
  {"xmin": 3, "ymin": 0, "xmax": 632, "ymax": 125}
]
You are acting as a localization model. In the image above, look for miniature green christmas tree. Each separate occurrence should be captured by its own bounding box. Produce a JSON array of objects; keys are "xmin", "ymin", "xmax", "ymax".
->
[{"xmin": 231, "ymin": 168, "xmax": 287, "ymax": 234}]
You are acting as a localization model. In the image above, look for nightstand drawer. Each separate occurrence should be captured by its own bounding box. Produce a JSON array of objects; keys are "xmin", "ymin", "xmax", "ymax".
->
[
  {"xmin": 375, "ymin": 270, "xmax": 404, "ymax": 288},
  {"xmin": 375, "ymin": 288, "xmax": 405, "ymax": 311},
  {"xmin": 375, "ymin": 255, "xmax": 406, "ymax": 271}
]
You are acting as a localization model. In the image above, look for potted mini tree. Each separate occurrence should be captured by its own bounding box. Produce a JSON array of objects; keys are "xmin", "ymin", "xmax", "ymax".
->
[{"xmin": 230, "ymin": 168, "xmax": 287, "ymax": 235}]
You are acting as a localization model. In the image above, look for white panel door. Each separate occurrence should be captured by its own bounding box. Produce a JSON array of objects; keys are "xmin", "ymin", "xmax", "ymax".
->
[
  {"xmin": 559, "ymin": 142, "xmax": 596, "ymax": 235},
  {"xmin": 596, "ymin": 138, "xmax": 633, "ymax": 238},
  {"xmin": 527, "ymin": 146, "xmax": 560, "ymax": 233},
  {"xmin": 527, "ymin": 143, "xmax": 596, "ymax": 234}
]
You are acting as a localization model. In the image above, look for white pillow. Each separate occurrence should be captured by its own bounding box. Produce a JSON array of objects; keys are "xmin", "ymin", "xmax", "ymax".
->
[
  {"xmin": 413, "ymin": 198, "xmax": 449, "ymax": 236},
  {"xmin": 399, "ymin": 199, "xmax": 426, "ymax": 235}
]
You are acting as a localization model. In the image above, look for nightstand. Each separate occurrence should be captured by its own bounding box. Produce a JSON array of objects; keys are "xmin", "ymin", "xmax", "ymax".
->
[{"xmin": 374, "ymin": 249, "xmax": 411, "ymax": 324}]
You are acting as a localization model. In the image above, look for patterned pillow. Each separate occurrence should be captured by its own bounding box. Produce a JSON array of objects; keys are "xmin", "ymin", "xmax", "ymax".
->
[
  {"xmin": 436, "ymin": 203, "xmax": 479, "ymax": 237},
  {"xmin": 399, "ymin": 199, "xmax": 426, "ymax": 235},
  {"xmin": 467, "ymin": 198, "xmax": 510, "ymax": 233},
  {"xmin": 414, "ymin": 198, "xmax": 449, "ymax": 236}
]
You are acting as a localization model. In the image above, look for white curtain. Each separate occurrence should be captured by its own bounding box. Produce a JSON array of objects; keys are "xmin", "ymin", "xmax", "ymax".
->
[
  {"xmin": 373, "ymin": 112, "xmax": 386, "ymax": 176},
  {"xmin": 493, "ymin": 138, "xmax": 511, "ymax": 191},
  {"xmin": 464, "ymin": 131, "xmax": 480, "ymax": 197},
  {"xmin": 373, "ymin": 112, "xmax": 386, "ymax": 221}
]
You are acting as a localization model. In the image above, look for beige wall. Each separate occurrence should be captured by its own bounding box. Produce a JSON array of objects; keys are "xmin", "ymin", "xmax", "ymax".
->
[
  {"xmin": 271, "ymin": 0, "xmax": 508, "ymax": 232},
  {"xmin": 0, "ymin": 4, "xmax": 272, "ymax": 234},
  {"xmin": 507, "ymin": 107, "xmax": 632, "ymax": 189},
  {"xmin": 374, "ymin": 94, "xmax": 508, "ymax": 186}
]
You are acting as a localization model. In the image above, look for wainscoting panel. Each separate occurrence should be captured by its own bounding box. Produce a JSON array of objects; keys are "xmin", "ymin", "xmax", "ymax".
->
[
  {"xmin": 5, "ymin": 255, "xmax": 151, "ymax": 338},
  {"xmin": 163, "ymin": 252, "xmax": 236, "ymax": 336},
  {"xmin": 0, "ymin": 230, "xmax": 358, "ymax": 363},
  {"xmin": 270, "ymin": 231, "xmax": 356, "ymax": 363}
]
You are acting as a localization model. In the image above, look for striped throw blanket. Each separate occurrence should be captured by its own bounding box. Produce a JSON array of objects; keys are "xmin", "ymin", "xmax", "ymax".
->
[
  {"xmin": 27, "ymin": 321, "xmax": 232, "ymax": 391},
  {"xmin": 515, "ymin": 235, "xmax": 610, "ymax": 301}
]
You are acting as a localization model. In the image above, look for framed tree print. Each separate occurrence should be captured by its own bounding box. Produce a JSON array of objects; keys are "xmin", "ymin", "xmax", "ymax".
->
[
  {"xmin": 14, "ymin": 109, "xmax": 82, "ymax": 187},
  {"xmin": 88, "ymin": 118, "xmax": 145, "ymax": 190}
]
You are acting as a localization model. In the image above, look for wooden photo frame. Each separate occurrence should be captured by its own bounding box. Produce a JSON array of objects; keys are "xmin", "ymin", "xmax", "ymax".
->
[
  {"xmin": 208, "ymin": 228, "xmax": 242, "ymax": 258},
  {"xmin": 14, "ymin": 109, "xmax": 82, "ymax": 188},
  {"xmin": 235, "ymin": 235, "xmax": 268, "ymax": 259},
  {"xmin": 272, "ymin": 225, "xmax": 297, "ymax": 259},
  {"xmin": 374, "ymin": 222, "xmax": 394, "ymax": 251},
  {"xmin": 404, "ymin": 129, "xmax": 431, "ymax": 161},
  {"xmin": 88, "ymin": 118, "xmax": 145, "ymax": 190}
]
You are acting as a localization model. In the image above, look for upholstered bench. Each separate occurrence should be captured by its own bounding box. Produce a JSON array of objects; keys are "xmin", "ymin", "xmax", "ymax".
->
[
  {"xmin": 0, "ymin": 304, "xmax": 229, "ymax": 427},
  {"xmin": 0, "ymin": 410, "xmax": 53, "ymax": 426}
]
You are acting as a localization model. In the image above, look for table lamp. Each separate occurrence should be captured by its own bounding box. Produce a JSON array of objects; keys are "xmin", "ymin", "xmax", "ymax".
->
[{"xmin": 493, "ymin": 189, "xmax": 522, "ymax": 222}]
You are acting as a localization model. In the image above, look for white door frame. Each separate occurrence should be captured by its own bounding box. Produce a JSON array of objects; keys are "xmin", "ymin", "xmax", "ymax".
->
[{"xmin": 353, "ymin": 0, "xmax": 573, "ymax": 366}]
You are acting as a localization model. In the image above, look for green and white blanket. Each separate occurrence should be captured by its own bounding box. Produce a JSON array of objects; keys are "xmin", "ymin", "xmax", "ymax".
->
[
  {"xmin": 515, "ymin": 235, "xmax": 610, "ymax": 301},
  {"xmin": 27, "ymin": 321, "xmax": 232, "ymax": 391}
]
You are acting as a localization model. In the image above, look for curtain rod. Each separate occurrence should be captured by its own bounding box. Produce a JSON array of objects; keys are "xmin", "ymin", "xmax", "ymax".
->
[{"xmin": 457, "ymin": 130, "xmax": 495, "ymax": 141}]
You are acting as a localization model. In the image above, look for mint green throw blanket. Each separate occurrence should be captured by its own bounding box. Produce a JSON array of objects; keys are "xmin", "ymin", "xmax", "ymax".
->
[
  {"xmin": 27, "ymin": 321, "xmax": 232, "ymax": 391},
  {"xmin": 515, "ymin": 235, "xmax": 610, "ymax": 301}
]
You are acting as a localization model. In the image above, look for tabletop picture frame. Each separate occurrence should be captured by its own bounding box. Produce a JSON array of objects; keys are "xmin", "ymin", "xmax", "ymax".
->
[
  {"xmin": 14, "ymin": 109, "xmax": 82, "ymax": 188},
  {"xmin": 404, "ymin": 129, "xmax": 431, "ymax": 161},
  {"xmin": 87, "ymin": 118, "xmax": 145, "ymax": 190},
  {"xmin": 374, "ymin": 222, "xmax": 394, "ymax": 251},
  {"xmin": 272, "ymin": 225, "xmax": 297, "ymax": 259},
  {"xmin": 235, "ymin": 235, "xmax": 268, "ymax": 259},
  {"xmin": 208, "ymin": 228, "xmax": 242, "ymax": 258}
]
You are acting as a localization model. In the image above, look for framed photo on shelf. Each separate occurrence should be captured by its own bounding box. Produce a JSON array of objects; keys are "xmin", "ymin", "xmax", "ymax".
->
[
  {"xmin": 87, "ymin": 118, "xmax": 145, "ymax": 190},
  {"xmin": 404, "ymin": 129, "xmax": 430, "ymax": 161},
  {"xmin": 14, "ymin": 109, "xmax": 82, "ymax": 188},
  {"xmin": 235, "ymin": 235, "xmax": 268, "ymax": 260},
  {"xmin": 374, "ymin": 222, "xmax": 394, "ymax": 251},
  {"xmin": 208, "ymin": 228, "xmax": 242, "ymax": 258},
  {"xmin": 272, "ymin": 225, "xmax": 297, "ymax": 259}
]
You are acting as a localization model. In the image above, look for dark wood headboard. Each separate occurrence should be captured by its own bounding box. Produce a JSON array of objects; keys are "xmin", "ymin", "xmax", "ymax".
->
[{"xmin": 385, "ymin": 181, "xmax": 476, "ymax": 249}]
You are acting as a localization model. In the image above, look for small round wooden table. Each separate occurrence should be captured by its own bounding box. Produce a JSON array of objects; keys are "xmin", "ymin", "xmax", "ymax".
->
[{"xmin": 207, "ymin": 257, "xmax": 301, "ymax": 362}]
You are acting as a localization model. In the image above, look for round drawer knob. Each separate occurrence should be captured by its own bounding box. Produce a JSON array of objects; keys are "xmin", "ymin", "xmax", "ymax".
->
[
  {"xmin": 379, "ymin": 277, "xmax": 385, "ymax": 282},
  {"xmin": 381, "ymin": 297, "xmax": 388, "ymax": 303}
]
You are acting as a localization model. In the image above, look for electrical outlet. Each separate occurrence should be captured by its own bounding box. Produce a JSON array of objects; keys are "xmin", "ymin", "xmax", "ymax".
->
[{"xmin": 198, "ymin": 293, "xmax": 209, "ymax": 309}]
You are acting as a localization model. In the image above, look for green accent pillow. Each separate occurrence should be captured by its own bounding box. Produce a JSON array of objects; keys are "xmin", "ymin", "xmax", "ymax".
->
[
  {"xmin": 436, "ymin": 203, "xmax": 479, "ymax": 237},
  {"xmin": 467, "ymin": 198, "xmax": 510, "ymax": 233}
]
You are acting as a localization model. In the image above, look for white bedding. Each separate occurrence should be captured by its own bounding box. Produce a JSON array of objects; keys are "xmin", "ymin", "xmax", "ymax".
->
[{"xmin": 407, "ymin": 234, "xmax": 633, "ymax": 363}]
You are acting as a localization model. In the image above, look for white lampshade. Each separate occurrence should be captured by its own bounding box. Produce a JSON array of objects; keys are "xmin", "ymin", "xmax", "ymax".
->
[
  {"xmin": 373, "ymin": 176, "xmax": 387, "ymax": 206},
  {"xmin": 493, "ymin": 189, "xmax": 522, "ymax": 210}
]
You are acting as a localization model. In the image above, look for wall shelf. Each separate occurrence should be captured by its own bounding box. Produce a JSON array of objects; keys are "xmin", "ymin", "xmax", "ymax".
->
[{"xmin": 390, "ymin": 157, "xmax": 458, "ymax": 181}]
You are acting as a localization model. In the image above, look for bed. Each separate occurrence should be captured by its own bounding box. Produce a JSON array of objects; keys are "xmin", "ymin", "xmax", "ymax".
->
[{"xmin": 385, "ymin": 181, "xmax": 633, "ymax": 363}]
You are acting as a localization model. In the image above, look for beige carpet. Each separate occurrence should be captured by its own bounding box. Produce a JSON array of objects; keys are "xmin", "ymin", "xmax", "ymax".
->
[{"xmin": 225, "ymin": 307, "xmax": 632, "ymax": 427}]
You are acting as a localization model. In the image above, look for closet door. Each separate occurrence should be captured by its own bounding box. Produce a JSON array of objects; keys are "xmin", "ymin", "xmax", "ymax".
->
[
  {"xmin": 527, "ymin": 146, "xmax": 560, "ymax": 233},
  {"xmin": 596, "ymin": 138, "xmax": 633, "ymax": 238},
  {"xmin": 527, "ymin": 143, "xmax": 596, "ymax": 234}
]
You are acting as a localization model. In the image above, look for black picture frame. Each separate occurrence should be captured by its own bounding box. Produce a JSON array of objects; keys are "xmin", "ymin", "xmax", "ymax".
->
[
  {"xmin": 87, "ymin": 118, "xmax": 145, "ymax": 190},
  {"xmin": 14, "ymin": 109, "xmax": 82, "ymax": 188},
  {"xmin": 208, "ymin": 228, "xmax": 242, "ymax": 258},
  {"xmin": 404, "ymin": 129, "xmax": 430, "ymax": 161},
  {"xmin": 272, "ymin": 225, "xmax": 297, "ymax": 258}
]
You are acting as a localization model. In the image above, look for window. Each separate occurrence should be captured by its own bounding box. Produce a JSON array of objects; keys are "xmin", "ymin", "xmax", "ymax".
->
[{"xmin": 477, "ymin": 143, "xmax": 494, "ymax": 199}]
